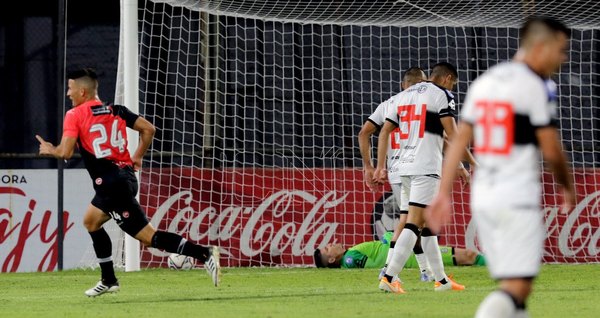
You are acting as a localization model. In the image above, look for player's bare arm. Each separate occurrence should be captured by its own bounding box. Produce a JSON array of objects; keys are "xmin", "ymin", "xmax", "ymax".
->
[
  {"xmin": 440, "ymin": 116, "xmax": 471, "ymax": 186},
  {"xmin": 426, "ymin": 122, "xmax": 474, "ymax": 233},
  {"xmin": 536, "ymin": 126, "xmax": 576, "ymax": 212},
  {"xmin": 374, "ymin": 120, "xmax": 396, "ymax": 184},
  {"xmin": 35, "ymin": 135, "xmax": 77, "ymax": 160},
  {"xmin": 130, "ymin": 116, "xmax": 156, "ymax": 171},
  {"xmin": 358, "ymin": 121, "xmax": 380, "ymax": 191}
]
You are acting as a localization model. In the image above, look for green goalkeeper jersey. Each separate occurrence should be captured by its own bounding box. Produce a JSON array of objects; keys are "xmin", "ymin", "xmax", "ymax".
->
[{"xmin": 340, "ymin": 232, "xmax": 454, "ymax": 269}]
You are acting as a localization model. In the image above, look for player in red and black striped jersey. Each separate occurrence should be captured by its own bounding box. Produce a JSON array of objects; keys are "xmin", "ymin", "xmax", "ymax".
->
[{"xmin": 36, "ymin": 68, "xmax": 221, "ymax": 296}]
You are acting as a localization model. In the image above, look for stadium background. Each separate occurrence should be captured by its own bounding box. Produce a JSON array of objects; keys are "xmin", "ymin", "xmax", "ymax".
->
[{"xmin": 1, "ymin": 1, "xmax": 597, "ymax": 170}]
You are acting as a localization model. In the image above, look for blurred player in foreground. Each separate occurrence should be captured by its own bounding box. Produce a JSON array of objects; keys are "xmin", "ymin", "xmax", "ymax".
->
[{"xmin": 426, "ymin": 17, "xmax": 575, "ymax": 318}]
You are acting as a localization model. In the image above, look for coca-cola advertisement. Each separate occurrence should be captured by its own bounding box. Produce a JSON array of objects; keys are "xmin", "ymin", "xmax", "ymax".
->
[
  {"xmin": 139, "ymin": 168, "xmax": 379, "ymax": 266},
  {"xmin": 139, "ymin": 167, "xmax": 600, "ymax": 267},
  {"xmin": 1, "ymin": 168, "xmax": 598, "ymax": 272}
]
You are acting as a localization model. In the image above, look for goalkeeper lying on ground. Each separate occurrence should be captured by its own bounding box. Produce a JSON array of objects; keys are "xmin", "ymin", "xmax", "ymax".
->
[{"xmin": 313, "ymin": 232, "xmax": 486, "ymax": 276}]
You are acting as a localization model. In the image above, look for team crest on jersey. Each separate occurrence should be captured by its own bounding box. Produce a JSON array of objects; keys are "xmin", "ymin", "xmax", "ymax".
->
[
  {"xmin": 418, "ymin": 86, "xmax": 428, "ymax": 93},
  {"xmin": 448, "ymin": 100, "xmax": 456, "ymax": 110},
  {"xmin": 122, "ymin": 211, "xmax": 130, "ymax": 218},
  {"xmin": 95, "ymin": 178, "xmax": 103, "ymax": 185},
  {"xmin": 345, "ymin": 257, "xmax": 354, "ymax": 265}
]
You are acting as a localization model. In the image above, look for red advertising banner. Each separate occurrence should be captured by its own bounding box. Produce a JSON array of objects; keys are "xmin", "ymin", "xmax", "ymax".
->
[
  {"xmin": 1, "ymin": 168, "xmax": 597, "ymax": 272},
  {"xmin": 139, "ymin": 168, "xmax": 600, "ymax": 266},
  {"xmin": 444, "ymin": 169, "xmax": 599, "ymax": 263},
  {"xmin": 140, "ymin": 168, "xmax": 379, "ymax": 266}
]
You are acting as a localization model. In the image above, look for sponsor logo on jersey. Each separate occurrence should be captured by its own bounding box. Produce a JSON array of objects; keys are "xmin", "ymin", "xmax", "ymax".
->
[
  {"xmin": 91, "ymin": 105, "xmax": 111, "ymax": 116},
  {"xmin": 95, "ymin": 178, "xmax": 102, "ymax": 185},
  {"xmin": 418, "ymin": 86, "xmax": 427, "ymax": 93},
  {"xmin": 123, "ymin": 211, "xmax": 129, "ymax": 218}
]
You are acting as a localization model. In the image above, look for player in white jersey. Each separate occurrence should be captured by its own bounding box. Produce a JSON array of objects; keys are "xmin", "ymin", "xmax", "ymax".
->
[
  {"xmin": 358, "ymin": 67, "xmax": 432, "ymax": 281},
  {"xmin": 426, "ymin": 17, "xmax": 575, "ymax": 317},
  {"xmin": 374, "ymin": 62, "xmax": 475, "ymax": 294}
]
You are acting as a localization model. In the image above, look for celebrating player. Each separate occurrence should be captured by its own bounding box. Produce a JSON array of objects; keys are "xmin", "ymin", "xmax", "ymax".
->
[
  {"xmin": 374, "ymin": 62, "xmax": 476, "ymax": 294},
  {"xmin": 313, "ymin": 232, "xmax": 486, "ymax": 269},
  {"xmin": 426, "ymin": 17, "xmax": 575, "ymax": 317},
  {"xmin": 36, "ymin": 68, "xmax": 221, "ymax": 296},
  {"xmin": 358, "ymin": 67, "xmax": 432, "ymax": 281}
]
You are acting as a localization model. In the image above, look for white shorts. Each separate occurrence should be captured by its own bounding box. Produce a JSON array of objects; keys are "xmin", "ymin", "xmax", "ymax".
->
[
  {"xmin": 400, "ymin": 175, "xmax": 440, "ymax": 207},
  {"xmin": 390, "ymin": 183, "xmax": 409, "ymax": 212},
  {"xmin": 472, "ymin": 205, "xmax": 544, "ymax": 279}
]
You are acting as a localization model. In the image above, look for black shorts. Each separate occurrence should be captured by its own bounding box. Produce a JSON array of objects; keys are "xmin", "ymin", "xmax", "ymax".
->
[{"xmin": 91, "ymin": 166, "xmax": 149, "ymax": 237}]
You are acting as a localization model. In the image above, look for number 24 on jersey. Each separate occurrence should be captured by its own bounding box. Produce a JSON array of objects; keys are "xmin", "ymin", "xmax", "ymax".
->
[{"xmin": 90, "ymin": 119, "xmax": 126, "ymax": 158}]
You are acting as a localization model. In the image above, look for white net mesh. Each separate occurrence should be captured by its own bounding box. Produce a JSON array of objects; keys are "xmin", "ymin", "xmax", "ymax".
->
[
  {"xmin": 151, "ymin": 0, "xmax": 600, "ymax": 29},
  {"xmin": 92, "ymin": 0, "xmax": 599, "ymax": 269}
]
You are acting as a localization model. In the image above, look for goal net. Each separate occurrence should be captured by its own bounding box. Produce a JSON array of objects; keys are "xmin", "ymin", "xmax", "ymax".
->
[{"xmin": 94, "ymin": 0, "xmax": 599, "ymax": 269}]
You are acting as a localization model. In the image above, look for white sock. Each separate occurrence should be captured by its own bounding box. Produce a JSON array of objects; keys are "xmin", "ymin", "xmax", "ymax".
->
[
  {"xmin": 385, "ymin": 242, "xmax": 395, "ymax": 266},
  {"xmin": 475, "ymin": 291, "xmax": 517, "ymax": 318},
  {"xmin": 385, "ymin": 230, "xmax": 418, "ymax": 278},
  {"xmin": 415, "ymin": 253, "xmax": 429, "ymax": 273},
  {"xmin": 421, "ymin": 235, "xmax": 446, "ymax": 282},
  {"xmin": 515, "ymin": 309, "xmax": 530, "ymax": 318}
]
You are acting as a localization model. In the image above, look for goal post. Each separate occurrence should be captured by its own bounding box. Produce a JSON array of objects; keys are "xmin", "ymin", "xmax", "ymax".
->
[{"xmin": 99, "ymin": 0, "xmax": 600, "ymax": 270}]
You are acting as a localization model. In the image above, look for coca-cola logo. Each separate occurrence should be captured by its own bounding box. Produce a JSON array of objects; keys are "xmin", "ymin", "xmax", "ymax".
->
[
  {"xmin": 547, "ymin": 190, "xmax": 600, "ymax": 258},
  {"xmin": 148, "ymin": 189, "xmax": 346, "ymax": 258}
]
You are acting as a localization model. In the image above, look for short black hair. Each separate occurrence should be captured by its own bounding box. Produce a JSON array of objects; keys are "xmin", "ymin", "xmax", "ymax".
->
[
  {"xmin": 520, "ymin": 16, "xmax": 571, "ymax": 41},
  {"xmin": 313, "ymin": 249, "xmax": 325, "ymax": 268},
  {"xmin": 402, "ymin": 66, "xmax": 425, "ymax": 83},
  {"xmin": 431, "ymin": 62, "xmax": 458, "ymax": 80},
  {"xmin": 67, "ymin": 68, "xmax": 98, "ymax": 80}
]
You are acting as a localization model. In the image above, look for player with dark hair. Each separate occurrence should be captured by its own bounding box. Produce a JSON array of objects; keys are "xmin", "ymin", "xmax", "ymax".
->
[
  {"xmin": 374, "ymin": 62, "xmax": 476, "ymax": 294},
  {"xmin": 36, "ymin": 68, "xmax": 221, "ymax": 297},
  {"xmin": 426, "ymin": 16, "xmax": 574, "ymax": 317},
  {"xmin": 358, "ymin": 66, "xmax": 432, "ymax": 281}
]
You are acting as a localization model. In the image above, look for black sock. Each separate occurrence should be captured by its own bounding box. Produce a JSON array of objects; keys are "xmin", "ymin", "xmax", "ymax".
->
[
  {"xmin": 413, "ymin": 243, "xmax": 424, "ymax": 254},
  {"xmin": 89, "ymin": 228, "xmax": 117, "ymax": 284},
  {"xmin": 384, "ymin": 274, "xmax": 394, "ymax": 283},
  {"xmin": 390, "ymin": 241, "xmax": 396, "ymax": 248},
  {"xmin": 99, "ymin": 262, "xmax": 117, "ymax": 285},
  {"xmin": 151, "ymin": 231, "xmax": 210, "ymax": 262}
]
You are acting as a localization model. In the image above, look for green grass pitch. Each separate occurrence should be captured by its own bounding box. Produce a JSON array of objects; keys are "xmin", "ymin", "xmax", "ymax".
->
[{"xmin": 1, "ymin": 264, "xmax": 598, "ymax": 317}]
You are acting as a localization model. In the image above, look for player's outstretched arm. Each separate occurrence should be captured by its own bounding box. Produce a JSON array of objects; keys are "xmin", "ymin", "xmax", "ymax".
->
[
  {"xmin": 425, "ymin": 121, "xmax": 474, "ymax": 233},
  {"xmin": 536, "ymin": 126, "xmax": 576, "ymax": 213},
  {"xmin": 131, "ymin": 117, "xmax": 156, "ymax": 171},
  {"xmin": 358, "ymin": 121, "xmax": 380, "ymax": 191},
  {"xmin": 35, "ymin": 135, "xmax": 77, "ymax": 160}
]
